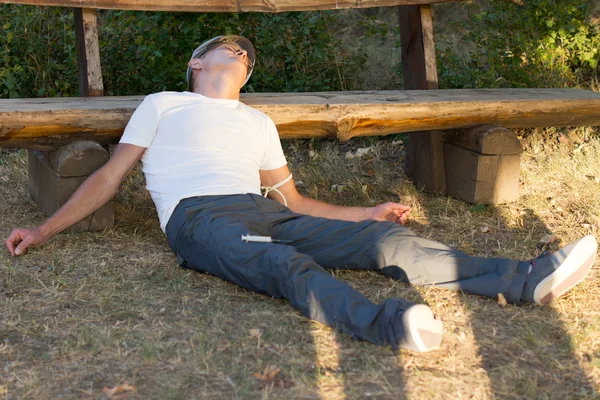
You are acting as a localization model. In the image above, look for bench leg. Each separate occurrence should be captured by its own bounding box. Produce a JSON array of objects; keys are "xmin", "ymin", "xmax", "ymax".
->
[
  {"xmin": 28, "ymin": 140, "xmax": 114, "ymax": 232},
  {"xmin": 444, "ymin": 125, "xmax": 523, "ymax": 204},
  {"xmin": 398, "ymin": 4, "xmax": 446, "ymax": 194}
]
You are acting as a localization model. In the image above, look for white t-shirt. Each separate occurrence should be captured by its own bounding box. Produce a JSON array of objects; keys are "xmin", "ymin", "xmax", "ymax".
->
[{"xmin": 119, "ymin": 91, "xmax": 288, "ymax": 232}]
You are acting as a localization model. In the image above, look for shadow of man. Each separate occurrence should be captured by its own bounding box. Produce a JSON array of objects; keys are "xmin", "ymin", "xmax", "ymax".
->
[
  {"xmin": 465, "ymin": 207, "xmax": 598, "ymax": 398},
  {"xmin": 413, "ymin": 199, "xmax": 598, "ymax": 399},
  {"xmin": 314, "ymin": 269, "xmax": 420, "ymax": 400}
]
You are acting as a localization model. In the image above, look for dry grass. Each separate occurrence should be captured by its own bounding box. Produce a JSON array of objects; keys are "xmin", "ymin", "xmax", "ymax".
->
[{"xmin": 1, "ymin": 129, "xmax": 599, "ymax": 399}]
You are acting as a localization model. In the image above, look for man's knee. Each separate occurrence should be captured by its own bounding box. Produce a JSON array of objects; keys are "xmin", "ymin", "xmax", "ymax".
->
[
  {"xmin": 372, "ymin": 224, "xmax": 419, "ymax": 281},
  {"xmin": 373, "ymin": 224, "xmax": 418, "ymax": 253}
]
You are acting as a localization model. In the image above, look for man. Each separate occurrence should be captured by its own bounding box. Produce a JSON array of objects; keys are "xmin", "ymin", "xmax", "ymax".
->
[{"xmin": 6, "ymin": 36, "xmax": 598, "ymax": 353}]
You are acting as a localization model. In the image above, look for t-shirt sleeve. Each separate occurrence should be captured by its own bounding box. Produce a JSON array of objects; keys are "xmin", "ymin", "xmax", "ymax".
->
[
  {"xmin": 260, "ymin": 117, "xmax": 288, "ymax": 170},
  {"xmin": 119, "ymin": 95, "xmax": 159, "ymax": 148}
]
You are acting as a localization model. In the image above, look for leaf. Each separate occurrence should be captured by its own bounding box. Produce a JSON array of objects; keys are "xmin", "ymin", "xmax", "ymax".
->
[
  {"xmin": 494, "ymin": 293, "xmax": 508, "ymax": 308},
  {"xmin": 330, "ymin": 184, "xmax": 345, "ymax": 193},
  {"xmin": 345, "ymin": 147, "xmax": 373, "ymax": 159},
  {"xmin": 539, "ymin": 234, "xmax": 558, "ymax": 245},
  {"xmin": 249, "ymin": 328, "xmax": 261, "ymax": 338},
  {"xmin": 102, "ymin": 383, "xmax": 136, "ymax": 399},
  {"xmin": 216, "ymin": 343, "xmax": 231, "ymax": 352},
  {"xmin": 469, "ymin": 204, "xmax": 487, "ymax": 213},
  {"xmin": 254, "ymin": 366, "xmax": 281, "ymax": 383},
  {"xmin": 480, "ymin": 226, "xmax": 490, "ymax": 233}
]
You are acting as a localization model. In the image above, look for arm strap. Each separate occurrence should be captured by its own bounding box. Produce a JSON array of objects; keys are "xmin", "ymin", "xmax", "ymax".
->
[{"xmin": 261, "ymin": 173, "xmax": 293, "ymax": 206}]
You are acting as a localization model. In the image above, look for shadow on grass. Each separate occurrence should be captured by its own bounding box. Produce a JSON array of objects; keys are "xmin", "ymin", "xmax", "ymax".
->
[
  {"xmin": 468, "ymin": 207, "xmax": 598, "ymax": 399},
  {"xmin": 413, "ymin": 201, "xmax": 599, "ymax": 399},
  {"xmin": 323, "ymin": 270, "xmax": 418, "ymax": 400},
  {"xmin": 165, "ymin": 266, "xmax": 412, "ymax": 399}
]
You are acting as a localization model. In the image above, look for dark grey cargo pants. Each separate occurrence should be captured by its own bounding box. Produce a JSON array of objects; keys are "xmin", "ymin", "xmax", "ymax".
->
[{"xmin": 165, "ymin": 194, "xmax": 529, "ymax": 349}]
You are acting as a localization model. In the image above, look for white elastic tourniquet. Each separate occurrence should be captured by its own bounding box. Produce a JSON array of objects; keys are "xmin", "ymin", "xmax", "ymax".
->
[{"xmin": 261, "ymin": 173, "xmax": 293, "ymax": 206}]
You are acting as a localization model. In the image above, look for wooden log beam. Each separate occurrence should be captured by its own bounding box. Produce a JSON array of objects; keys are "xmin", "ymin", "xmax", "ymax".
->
[
  {"xmin": 1, "ymin": 89, "xmax": 600, "ymax": 150},
  {"xmin": 1, "ymin": 0, "xmax": 455, "ymax": 12}
]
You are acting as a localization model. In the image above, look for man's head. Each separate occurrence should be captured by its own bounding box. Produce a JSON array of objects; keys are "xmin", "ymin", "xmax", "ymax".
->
[{"xmin": 186, "ymin": 35, "xmax": 256, "ymax": 92}]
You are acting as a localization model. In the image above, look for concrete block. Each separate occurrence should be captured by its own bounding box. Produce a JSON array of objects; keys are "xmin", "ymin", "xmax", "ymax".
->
[
  {"xmin": 47, "ymin": 140, "xmax": 109, "ymax": 177},
  {"xmin": 444, "ymin": 125, "xmax": 522, "ymax": 204},
  {"xmin": 444, "ymin": 143, "xmax": 520, "ymax": 204},
  {"xmin": 28, "ymin": 141, "xmax": 114, "ymax": 232}
]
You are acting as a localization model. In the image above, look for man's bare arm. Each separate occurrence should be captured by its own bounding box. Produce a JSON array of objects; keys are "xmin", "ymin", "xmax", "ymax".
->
[
  {"xmin": 5, "ymin": 143, "xmax": 146, "ymax": 256},
  {"xmin": 259, "ymin": 165, "xmax": 411, "ymax": 224}
]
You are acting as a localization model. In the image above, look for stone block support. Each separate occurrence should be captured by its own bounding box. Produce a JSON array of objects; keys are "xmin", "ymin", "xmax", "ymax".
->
[
  {"xmin": 28, "ymin": 140, "xmax": 114, "ymax": 232},
  {"xmin": 444, "ymin": 125, "xmax": 523, "ymax": 204}
]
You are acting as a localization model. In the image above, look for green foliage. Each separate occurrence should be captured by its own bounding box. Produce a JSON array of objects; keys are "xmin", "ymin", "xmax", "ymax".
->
[
  {"xmin": 244, "ymin": 12, "xmax": 356, "ymax": 92},
  {"xmin": 0, "ymin": 5, "xmax": 77, "ymax": 98},
  {"xmin": 437, "ymin": 0, "xmax": 600, "ymax": 89},
  {"xmin": 2, "ymin": 1, "xmax": 599, "ymax": 97},
  {"xmin": 0, "ymin": 5, "xmax": 364, "ymax": 97},
  {"xmin": 99, "ymin": 10, "xmax": 364, "ymax": 94}
]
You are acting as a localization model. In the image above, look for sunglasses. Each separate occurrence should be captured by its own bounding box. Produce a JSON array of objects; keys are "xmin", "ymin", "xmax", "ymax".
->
[{"xmin": 201, "ymin": 39, "xmax": 255, "ymax": 70}]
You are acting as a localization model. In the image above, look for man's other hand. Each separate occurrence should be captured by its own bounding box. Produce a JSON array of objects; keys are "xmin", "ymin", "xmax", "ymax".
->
[
  {"xmin": 369, "ymin": 202, "xmax": 411, "ymax": 225},
  {"xmin": 5, "ymin": 227, "xmax": 48, "ymax": 256}
]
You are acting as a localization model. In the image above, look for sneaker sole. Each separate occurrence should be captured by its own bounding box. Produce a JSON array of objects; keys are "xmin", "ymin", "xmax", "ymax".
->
[
  {"xmin": 533, "ymin": 235, "xmax": 597, "ymax": 305},
  {"xmin": 401, "ymin": 304, "xmax": 443, "ymax": 352}
]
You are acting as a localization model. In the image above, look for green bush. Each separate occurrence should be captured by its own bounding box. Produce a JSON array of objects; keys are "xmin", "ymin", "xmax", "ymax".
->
[
  {"xmin": 437, "ymin": 0, "xmax": 600, "ymax": 89},
  {"xmin": 99, "ymin": 10, "xmax": 365, "ymax": 95},
  {"xmin": 0, "ymin": 6, "xmax": 77, "ymax": 98},
  {"xmin": 2, "ymin": 1, "xmax": 599, "ymax": 97},
  {"xmin": 0, "ymin": 5, "xmax": 364, "ymax": 97}
]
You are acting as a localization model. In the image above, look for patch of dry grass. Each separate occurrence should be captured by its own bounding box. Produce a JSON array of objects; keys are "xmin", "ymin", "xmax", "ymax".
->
[{"xmin": 1, "ymin": 130, "xmax": 600, "ymax": 399}]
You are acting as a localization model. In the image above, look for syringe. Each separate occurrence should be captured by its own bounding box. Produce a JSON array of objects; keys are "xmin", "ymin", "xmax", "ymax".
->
[{"xmin": 241, "ymin": 234, "xmax": 292, "ymax": 244}]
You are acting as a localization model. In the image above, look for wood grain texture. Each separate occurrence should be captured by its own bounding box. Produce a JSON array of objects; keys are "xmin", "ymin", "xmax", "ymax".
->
[
  {"xmin": 419, "ymin": 5, "xmax": 438, "ymax": 90},
  {"xmin": 1, "ymin": 0, "xmax": 455, "ymax": 12},
  {"xmin": 1, "ymin": 89, "xmax": 599, "ymax": 150},
  {"xmin": 445, "ymin": 143, "xmax": 521, "ymax": 204},
  {"xmin": 444, "ymin": 125, "xmax": 523, "ymax": 155},
  {"xmin": 74, "ymin": 8, "xmax": 103, "ymax": 96}
]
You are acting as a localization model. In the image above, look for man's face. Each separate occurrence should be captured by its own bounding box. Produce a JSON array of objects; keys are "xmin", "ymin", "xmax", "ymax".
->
[
  {"xmin": 187, "ymin": 36, "xmax": 256, "ymax": 91},
  {"xmin": 201, "ymin": 42, "xmax": 250, "ymax": 79}
]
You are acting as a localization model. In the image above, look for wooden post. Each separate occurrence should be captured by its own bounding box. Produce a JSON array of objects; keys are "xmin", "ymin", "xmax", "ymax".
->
[
  {"xmin": 74, "ymin": 8, "xmax": 104, "ymax": 96},
  {"xmin": 398, "ymin": 4, "xmax": 446, "ymax": 194}
]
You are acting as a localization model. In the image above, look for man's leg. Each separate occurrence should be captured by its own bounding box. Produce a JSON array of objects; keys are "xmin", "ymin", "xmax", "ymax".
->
[
  {"xmin": 165, "ymin": 195, "xmax": 441, "ymax": 351},
  {"xmin": 266, "ymin": 198, "xmax": 596, "ymax": 305},
  {"xmin": 262, "ymin": 199, "xmax": 528, "ymax": 304}
]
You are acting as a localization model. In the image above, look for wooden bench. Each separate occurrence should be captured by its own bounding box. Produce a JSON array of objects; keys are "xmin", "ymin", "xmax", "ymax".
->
[
  {"xmin": 2, "ymin": 89, "xmax": 600, "ymax": 148},
  {"xmin": 2, "ymin": 0, "xmax": 600, "ymax": 231}
]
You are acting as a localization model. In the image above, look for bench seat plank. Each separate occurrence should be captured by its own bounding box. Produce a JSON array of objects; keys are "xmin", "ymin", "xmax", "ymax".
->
[
  {"xmin": 0, "ymin": 0, "xmax": 454, "ymax": 12},
  {"xmin": 1, "ymin": 89, "xmax": 599, "ymax": 150}
]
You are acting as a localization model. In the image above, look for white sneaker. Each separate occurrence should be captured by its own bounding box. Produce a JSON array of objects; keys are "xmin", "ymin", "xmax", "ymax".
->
[
  {"xmin": 523, "ymin": 235, "xmax": 597, "ymax": 305},
  {"xmin": 400, "ymin": 304, "xmax": 443, "ymax": 352}
]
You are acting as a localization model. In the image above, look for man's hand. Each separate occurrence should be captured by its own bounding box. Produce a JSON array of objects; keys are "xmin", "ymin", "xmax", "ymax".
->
[
  {"xmin": 368, "ymin": 202, "xmax": 411, "ymax": 225},
  {"xmin": 5, "ymin": 227, "xmax": 48, "ymax": 256}
]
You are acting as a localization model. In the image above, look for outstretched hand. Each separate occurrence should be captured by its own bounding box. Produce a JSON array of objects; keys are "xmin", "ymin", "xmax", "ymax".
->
[
  {"xmin": 5, "ymin": 227, "xmax": 48, "ymax": 256},
  {"xmin": 368, "ymin": 202, "xmax": 411, "ymax": 225}
]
